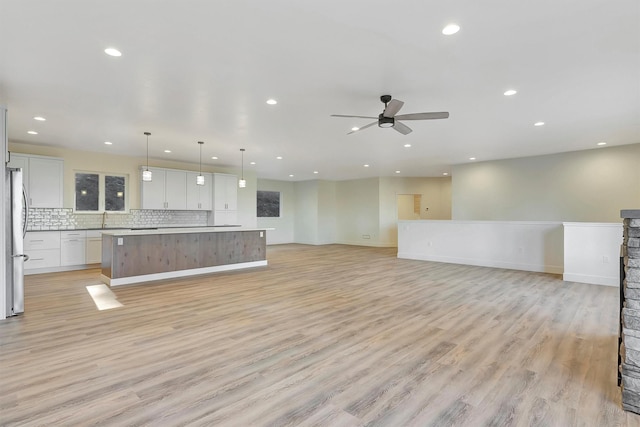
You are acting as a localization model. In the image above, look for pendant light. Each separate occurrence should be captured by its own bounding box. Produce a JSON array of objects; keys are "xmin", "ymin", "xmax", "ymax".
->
[
  {"xmin": 239, "ymin": 148, "xmax": 246, "ymax": 188},
  {"xmin": 196, "ymin": 141, "xmax": 205, "ymax": 186},
  {"xmin": 142, "ymin": 132, "xmax": 152, "ymax": 182}
]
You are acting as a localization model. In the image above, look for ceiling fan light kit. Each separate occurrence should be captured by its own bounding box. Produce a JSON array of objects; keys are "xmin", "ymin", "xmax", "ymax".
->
[{"xmin": 331, "ymin": 94, "xmax": 449, "ymax": 135}]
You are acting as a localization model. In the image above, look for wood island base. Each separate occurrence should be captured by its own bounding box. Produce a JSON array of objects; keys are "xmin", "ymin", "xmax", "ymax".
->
[{"xmin": 100, "ymin": 227, "xmax": 268, "ymax": 287}]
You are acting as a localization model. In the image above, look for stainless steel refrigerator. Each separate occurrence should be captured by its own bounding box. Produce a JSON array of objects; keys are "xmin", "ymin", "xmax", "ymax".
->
[{"xmin": 5, "ymin": 167, "xmax": 28, "ymax": 316}]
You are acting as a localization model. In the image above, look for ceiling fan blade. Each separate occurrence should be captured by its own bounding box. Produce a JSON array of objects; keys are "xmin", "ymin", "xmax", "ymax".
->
[
  {"xmin": 394, "ymin": 112, "xmax": 449, "ymax": 121},
  {"xmin": 347, "ymin": 121, "xmax": 377, "ymax": 135},
  {"xmin": 331, "ymin": 114, "xmax": 378, "ymax": 119},
  {"xmin": 383, "ymin": 99, "xmax": 404, "ymax": 118},
  {"xmin": 393, "ymin": 121, "xmax": 412, "ymax": 135}
]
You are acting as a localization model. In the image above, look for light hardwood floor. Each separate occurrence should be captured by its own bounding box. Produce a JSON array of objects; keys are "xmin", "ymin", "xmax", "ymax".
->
[{"xmin": 1, "ymin": 244, "xmax": 639, "ymax": 426}]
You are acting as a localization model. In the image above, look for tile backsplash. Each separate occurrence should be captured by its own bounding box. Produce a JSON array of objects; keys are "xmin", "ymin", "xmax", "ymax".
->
[{"xmin": 27, "ymin": 208, "xmax": 209, "ymax": 231}]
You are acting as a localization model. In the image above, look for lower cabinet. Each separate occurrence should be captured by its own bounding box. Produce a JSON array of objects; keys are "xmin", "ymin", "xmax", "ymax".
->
[
  {"xmin": 61, "ymin": 231, "xmax": 87, "ymax": 266},
  {"xmin": 24, "ymin": 231, "xmax": 61, "ymax": 270},
  {"xmin": 24, "ymin": 230, "xmax": 104, "ymax": 273},
  {"xmin": 86, "ymin": 230, "xmax": 102, "ymax": 264}
]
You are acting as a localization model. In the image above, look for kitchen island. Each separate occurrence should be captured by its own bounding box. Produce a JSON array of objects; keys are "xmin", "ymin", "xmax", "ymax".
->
[{"xmin": 100, "ymin": 227, "xmax": 268, "ymax": 286}]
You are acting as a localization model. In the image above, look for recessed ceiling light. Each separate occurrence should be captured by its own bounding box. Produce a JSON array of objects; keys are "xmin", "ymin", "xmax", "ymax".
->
[
  {"xmin": 266, "ymin": 99, "xmax": 278, "ymax": 105},
  {"xmin": 313, "ymin": 171, "xmax": 319, "ymax": 174},
  {"xmin": 504, "ymin": 89, "xmax": 517, "ymax": 96},
  {"xmin": 211, "ymin": 156, "xmax": 218, "ymax": 160},
  {"xmin": 33, "ymin": 116, "xmax": 46, "ymax": 121},
  {"xmin": 534, "ymin": 121, "xmax": 545, "ymax": 126},
  {"xmin": 104, "ymin": 141, "xmax": 112, "ymax": 145},
  {"xmin": 404, "ymin": 144, "xmax": 412, "ymax": 148},
  {"xmin": 276, "ymin": 156, "xmax": 283, "ymax": 160},
  {"xmin": 351, "ymin": 127, "xmax": 360, "ymax": 132},
  {"xmin": 443, "ymin": 172, "xmax": 449, "ymax": 176},
  {"xmin": 597, "ymin": 142, "xmax": 607, "ymax": 146},
  {"xmin": 442, "ymin": 24, "xmax": 460, "ymax": 35},
  {"xmin": 364, "ymin": 164, "xmax": 370, "ymax": 168},
  {"xmin": 289, "ymin": 174, "xmax": 294, "ymax": 177},
  {"xmin": 469, "ymin": 157, "xmax": 476, "ymax": 160},
  {"xmin": 395, "ymin": 170, "xmax": 401, "ymax": 174},
  {"xmin": 104, "ymin": 48, "xmax": 122, "ymax": 57},
  {"xmin": 250, "ymin": 161, "xmax": 256, "ymax": 165},
  {"xmin": 164, "ymin": 150, "xmax": 171, "ymax": 153},
  {"xmin": 27, "ymin": 130, "xmax": 38, "ymax": 135}
]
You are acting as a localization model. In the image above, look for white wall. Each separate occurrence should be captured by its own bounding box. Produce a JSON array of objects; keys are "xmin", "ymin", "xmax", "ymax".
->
[
  {"xmin": 335, "ymin": 178, "xmax": 381, "ymax": 246},
  {"xmin": 378, "ymin": 177, "xmax": 452, "ymax": 246},
  {"xmin": 257, "ymin": 179, "xmax": 295, "ymax": 244},
  {"xmin": 398, "ymin": 220, "xmax": 565, "ymax": 274},
  {"xmin": 294, "ymin": 181, "xmax": 319, "ymax": 244},
  {"xmin": 257, "ymin": 176, "xmax": 451, "ymax": 247},
  {"xmin": 317, "ymin": 180, "xmax": 336, "ymax": 244},
  {"xmin": 452, "ymin": 143, "xmax": 640, "ymax": 222},
  {"xmin": 563, "ymin": 222, "xmax": 623, "ymax": 286}
]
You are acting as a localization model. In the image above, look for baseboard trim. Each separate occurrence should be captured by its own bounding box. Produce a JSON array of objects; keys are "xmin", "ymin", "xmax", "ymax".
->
[
  {"xmin": 563, "ymin": 272, "xmax": 619, "ymax": 287},
  {"xmin": 397, "ymin": 252, "xmax": 563, "ymax": 275},
  {"xmin": 103, "ymin": 260, "xmax": 268, "ymax": 287}
]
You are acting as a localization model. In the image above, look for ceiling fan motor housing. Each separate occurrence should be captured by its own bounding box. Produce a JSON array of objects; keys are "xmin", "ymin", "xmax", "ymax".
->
[{"xmin": 378, "ymin": 113, "xmax": 394, "ymax": 128}]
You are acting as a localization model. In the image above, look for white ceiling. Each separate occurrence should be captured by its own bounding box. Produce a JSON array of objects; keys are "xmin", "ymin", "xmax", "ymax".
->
[{"xmin": 1, "ymin": 1, "xmax": 639, "ymax": 181}]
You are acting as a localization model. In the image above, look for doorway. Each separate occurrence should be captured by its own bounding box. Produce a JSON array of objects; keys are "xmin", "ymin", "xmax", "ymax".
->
[{"xmin": 397, "ymin": 194, "xmax": 421, "ymax": 220}]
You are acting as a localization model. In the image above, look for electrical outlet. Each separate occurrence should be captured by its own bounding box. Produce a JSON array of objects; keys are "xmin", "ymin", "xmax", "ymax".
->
[
  {"xmin": 260, "ymin": 231, "xmax": 264, "ymax": 237},
  {"xmin": 428, "ymin": 241, "xmax": 433, "ymax": 247},
  {"xmin": 362, "ymin": 234, "xmax": 371, "ymax": 239},
  {"xmin": 117, "ymin": 237, "xmax": 124, "ymax": 246}
]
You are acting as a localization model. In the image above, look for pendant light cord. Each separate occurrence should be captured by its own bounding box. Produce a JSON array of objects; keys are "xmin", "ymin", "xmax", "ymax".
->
[{"xmin": 144, "ymin": 131, "xmax": 151, "ymax": 171}]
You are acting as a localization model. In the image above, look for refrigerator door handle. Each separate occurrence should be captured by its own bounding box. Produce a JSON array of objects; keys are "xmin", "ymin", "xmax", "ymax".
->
[
  {"xmin": 13, "ymin": 254, "xmax": 29, "ymax": 261},
  {"xmin": 22, "ymin": 187, "xmax": 29, "ymax": 237}
]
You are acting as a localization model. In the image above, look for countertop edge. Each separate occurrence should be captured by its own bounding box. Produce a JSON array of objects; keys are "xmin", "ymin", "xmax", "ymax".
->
[{"xmin": 100, "ymin": 227, "xmax": 274, "ymax": 236}]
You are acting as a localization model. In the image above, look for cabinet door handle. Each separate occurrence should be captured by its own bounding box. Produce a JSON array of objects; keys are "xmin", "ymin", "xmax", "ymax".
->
[
  {"xmin": 66, "ymin": 239, "xmax": 80, "ymax": 242},
  {"xmin": 30, "ymin": 239, "xmax": 45, "ymax": 242},
  {"xmin": 31, "ymin": 258, "xmax": 44, "ymax": 261}
]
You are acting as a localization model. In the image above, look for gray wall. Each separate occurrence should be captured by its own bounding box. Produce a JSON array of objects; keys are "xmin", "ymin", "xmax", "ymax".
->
[{"xmin": 451, "ymin": 143, "xmax": 640, "ymax": 222}]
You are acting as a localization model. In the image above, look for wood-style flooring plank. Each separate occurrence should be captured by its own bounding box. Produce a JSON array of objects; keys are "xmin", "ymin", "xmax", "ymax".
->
[{"xmin": 0, "ymin": 243, "xmax": 638, "ymax": 426}]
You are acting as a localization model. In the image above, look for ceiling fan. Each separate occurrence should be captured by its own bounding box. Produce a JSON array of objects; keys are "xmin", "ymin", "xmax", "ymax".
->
[{"xmin": 331, "ymin": 95, "xmax": 449, "ymax": 135}]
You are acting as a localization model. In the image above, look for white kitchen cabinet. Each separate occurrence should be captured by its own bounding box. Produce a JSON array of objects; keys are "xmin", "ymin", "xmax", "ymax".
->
[
  {"xmin": 165, "ymin": 170, "xmax": 187, "ymax": 209},
  {"xmin": 140, "ymin": 167, "xmax": 166, "ymax": 209},
  {"xmin": 210, "ymin": 173, "xmax": 238, "ymax": 225},
  {"xmin": 61, "ymin": 230, "xmax": 86, "ymax": 266},
  {"xmin": 24, "ymin": 231, "xmax": 61, "ymax": 271},
  {"xmin": 186, "ymin": 172, "xmax": 212, "ymax": 210},
  {"xmin": 213, "ymin": 173, "xmax": 237, "ymax": 211},
  {"xmin": 140, "ymin": 167, "xmax": 187, "ymax": 210},
  {"xmin": 86, "ymin": 230, "xmax": 102, "ymax": 264},
  {"xmin": 7, "ymin": 153, "xmax": 29, "ymax": 190},
  {"xmin": 8, "ymin": 153, "xmax": 64, "ymax": 208}
]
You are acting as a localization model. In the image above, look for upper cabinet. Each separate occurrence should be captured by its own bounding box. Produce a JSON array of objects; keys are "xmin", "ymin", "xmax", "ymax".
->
[
  {"xmin": 213, "ymin": 173, "xmax": 238, "ymax": 211},
  {"xmin": 8, "ymin": 153, "xmax": 64, "ymax": 208},
  {"xmin": 140, "ymin": 168, "xmax": 237, "ymax": 216},
  {"xmin": 140, "ymin": 167, "xmax": 187, "ymax": 210},
  {"xmin": 210, "ymin": 173, "xmax": 238, "ymax": 225},
  {"xmin": 186, "ymin": 172, "xmax": 212, "ymax": 211}
]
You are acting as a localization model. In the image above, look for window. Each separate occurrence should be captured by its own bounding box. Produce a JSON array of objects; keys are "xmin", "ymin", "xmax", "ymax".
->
[
  {"xmin": 257, "ymin": 190, "xmax": 280, "ymax": 217},
  {"xmin": 75, "ymin": 172, "xmax": 128, "ymax": 212}
]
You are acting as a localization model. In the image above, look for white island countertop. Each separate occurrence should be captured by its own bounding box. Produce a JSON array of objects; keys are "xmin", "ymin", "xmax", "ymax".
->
[{"xmin": 100, "ymin": 226, "xmax": 273, "ymax": 237}]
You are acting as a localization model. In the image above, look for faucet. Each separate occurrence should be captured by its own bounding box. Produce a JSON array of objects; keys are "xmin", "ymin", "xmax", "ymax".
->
[{"xmin": 102, "ymin": 212, "xmax": 107, "ymax": 229}]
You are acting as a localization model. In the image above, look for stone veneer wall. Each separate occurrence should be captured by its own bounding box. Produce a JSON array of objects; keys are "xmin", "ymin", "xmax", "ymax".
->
[
  {"xmin": 26, "ymin": 208, "xmax": 209, "ymax": 231},
  {"xmin": 620, "ymin": 210, "xmax": 640, "ymax": 414}
]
